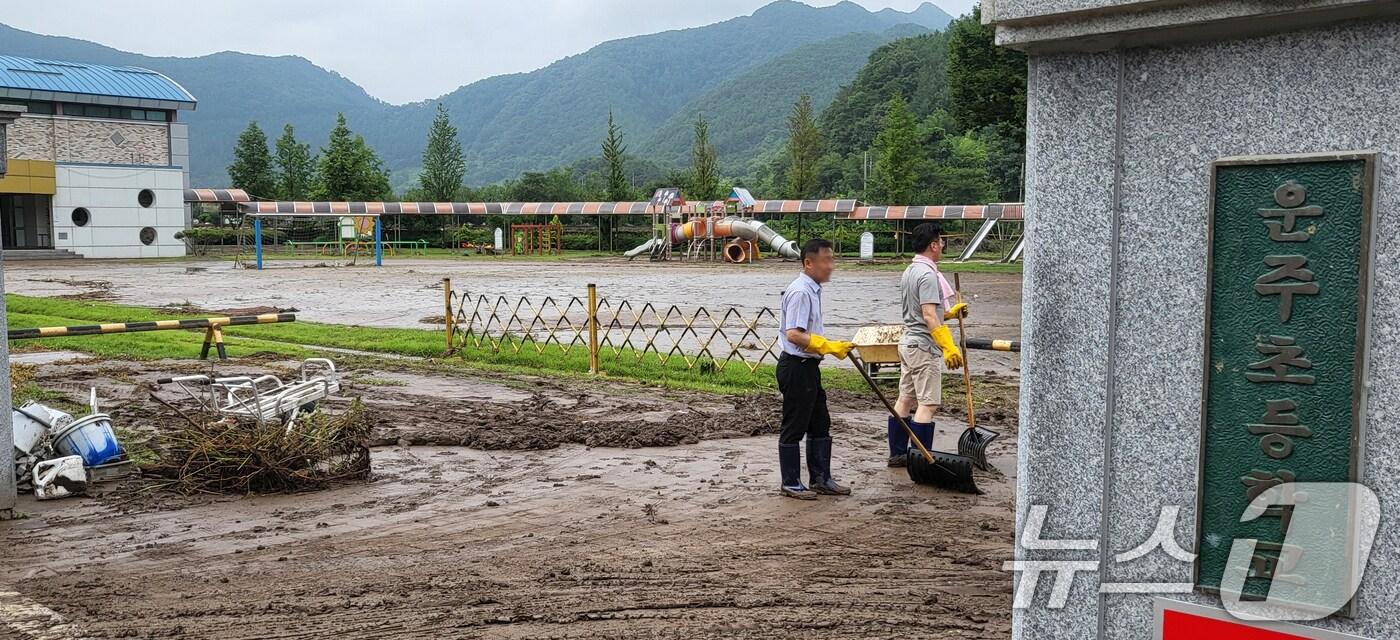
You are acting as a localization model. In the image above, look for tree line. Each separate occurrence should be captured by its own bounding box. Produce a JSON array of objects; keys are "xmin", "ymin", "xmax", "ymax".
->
[{"xmin": 227, "ymin": 7, "xmax": 1024, "ymax": 208}]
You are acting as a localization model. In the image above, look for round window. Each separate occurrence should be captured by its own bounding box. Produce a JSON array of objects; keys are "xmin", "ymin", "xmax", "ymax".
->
[
  {"xmin": 139, "ymin": 227, "xmax": 156, "ymax": 246},
  {"xmin": 71, "ymin": 208, "xmax": 91, "ymax": 227},
  {"xmin": 138, "ymin": 189, "xmax": 155, "ymax": 208}
]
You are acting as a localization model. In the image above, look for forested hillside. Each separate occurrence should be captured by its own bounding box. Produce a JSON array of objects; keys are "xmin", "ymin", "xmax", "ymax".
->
[{"xmin": 0, "ymin": 1, "xmax": 951, "ymax": 187}]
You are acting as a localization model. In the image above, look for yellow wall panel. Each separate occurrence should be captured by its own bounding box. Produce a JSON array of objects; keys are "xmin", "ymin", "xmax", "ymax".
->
[{"xmin": 0, "ymin": 158, "xmax": 57, "ymax": 194}]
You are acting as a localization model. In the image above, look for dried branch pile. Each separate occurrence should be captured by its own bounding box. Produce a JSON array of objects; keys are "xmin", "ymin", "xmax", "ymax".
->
[{"xmin": 142, "ymin": 400, "xmax": 371, "ymax": 495}]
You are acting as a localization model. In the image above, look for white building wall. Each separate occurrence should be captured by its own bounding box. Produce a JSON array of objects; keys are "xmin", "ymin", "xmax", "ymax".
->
[{"xmin": 52, "ymin": 164, "xmax": 187, "ymax": 258}]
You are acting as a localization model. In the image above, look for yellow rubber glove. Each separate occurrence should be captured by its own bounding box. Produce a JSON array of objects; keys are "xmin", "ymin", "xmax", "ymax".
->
[
  {"xmin": 930, "ymin": 325, "xmax": 965, "ymax": 370},
  {"xmin": 806, "ymin": 334, "xmax": 855, "ymax": 360},
  {"xmin": 943, "ymin": 302, "xmax": 969, "ymax": 321}
]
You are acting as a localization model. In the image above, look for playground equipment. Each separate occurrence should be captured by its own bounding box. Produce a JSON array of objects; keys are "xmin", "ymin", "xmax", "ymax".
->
[
  {"xmin": 511, "ymin": 223, "xmax": 562, "ymax": 256},
  {"xmin": 626, "ymin": 188, "xmax": 799, "ymax": 263},
  {"xmin": 241, "ymin": 210, "xmax": 384, "ymax": 269},
  {"xmin": 625, "ymin": 216, "xmax": 799, "ymax": 262}
]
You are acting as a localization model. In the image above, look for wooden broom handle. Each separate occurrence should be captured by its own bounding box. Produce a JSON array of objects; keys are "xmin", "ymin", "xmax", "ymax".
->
[{"xmin": 953, "ymin": 273, "xmax": 976, "ymax": 430}]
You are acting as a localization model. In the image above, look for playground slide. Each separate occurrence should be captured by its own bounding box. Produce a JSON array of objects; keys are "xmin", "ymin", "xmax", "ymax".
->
[
  {"xmin": 623, "ymin": 238, "xmax": 663, "ymax": 258},
  {"xmin": 624, "ymin": 218, "xmax": 799, "ymax": 260}
]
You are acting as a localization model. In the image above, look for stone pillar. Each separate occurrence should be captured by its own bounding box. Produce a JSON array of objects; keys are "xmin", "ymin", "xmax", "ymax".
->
[
  {"xmin": 987, "ymin": 3, "xmax": 1400, "ymax": 638},
  {"xmin": 0, "ymin": 105, "xmax": 24, "ymax": 520}
]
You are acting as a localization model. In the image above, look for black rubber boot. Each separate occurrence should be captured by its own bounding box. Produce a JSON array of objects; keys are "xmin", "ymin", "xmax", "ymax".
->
[
  {"xmin": 807, "ymin": 437, "xmax": 851, "ymax": 496},
  {"xmin": 779, "ymin": 443, "xmax": 815, "ymax": 500}
]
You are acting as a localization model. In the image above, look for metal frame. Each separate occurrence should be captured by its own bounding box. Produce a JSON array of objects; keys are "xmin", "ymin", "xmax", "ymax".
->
[
  {"xmin": 248, "ymin": 213, "xmax": 384, "ymax": 269},
  {"xmin": 957, "ymin": 219, "xmax": 998, "ymax": 261},
  {"xmin": 1003, "ymin": 235, "xmax": 1026, "ymax": 262},
  {"xmin": 1152, "ymin": 599, "xmax": 1371, "ymax": 640},
  {"xmin": 1193, "ymin": 151, "xmax": 1378, "ymax": 618}
]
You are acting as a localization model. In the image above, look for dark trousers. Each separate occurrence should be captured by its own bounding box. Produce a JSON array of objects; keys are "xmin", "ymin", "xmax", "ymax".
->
[{"xmin": 777, "ymin": 353, "xmax": 831, "ymax": 445}]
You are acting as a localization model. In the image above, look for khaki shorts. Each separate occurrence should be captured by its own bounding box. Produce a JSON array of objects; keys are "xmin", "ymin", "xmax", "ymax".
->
[{"xmin": 898, "ymin": 343, "xmax": 942, "ymax": 406}]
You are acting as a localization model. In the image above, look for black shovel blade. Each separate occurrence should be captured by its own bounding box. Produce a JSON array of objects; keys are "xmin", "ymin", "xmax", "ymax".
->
[
  {"xmin": 957, "ymin": 426, "xmax": 1000, "ymax": 472},
  {"xmin": 906, "ymin": 449, "xmax": 981, "ymax": 495}
]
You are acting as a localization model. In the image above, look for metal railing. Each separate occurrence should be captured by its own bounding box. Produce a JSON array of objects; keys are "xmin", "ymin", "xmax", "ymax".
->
[{"xmin": 442, "ymin": 279, "xmax": 781, "ymax": 374}]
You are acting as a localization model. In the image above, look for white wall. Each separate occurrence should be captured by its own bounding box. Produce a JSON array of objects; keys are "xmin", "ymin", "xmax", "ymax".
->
[{"xmin": 52, "ymin": 164, "xmax": 187, "ymax": 258}]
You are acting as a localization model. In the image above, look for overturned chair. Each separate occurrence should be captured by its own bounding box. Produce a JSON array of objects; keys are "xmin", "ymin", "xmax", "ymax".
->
[{"xmin": 158, "ymin": 358, "xmax": 341, "ymax": 432}]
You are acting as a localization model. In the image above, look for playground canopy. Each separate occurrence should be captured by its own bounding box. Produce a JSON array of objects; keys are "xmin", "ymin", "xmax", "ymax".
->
[
  {"xmin": 235, "ymin": 200, "xmax": 1024, "ymax": 220},
  {"xmin": 184, "ymin": 188, "xmax": 252, "ymax": 204},
  {"xmin": 838, "ymin": 203, "xmax": 1024, "ymax": 220},
  {"xmin": 236, "ymin": 199, "xmax": 862, "ymax": 216}
]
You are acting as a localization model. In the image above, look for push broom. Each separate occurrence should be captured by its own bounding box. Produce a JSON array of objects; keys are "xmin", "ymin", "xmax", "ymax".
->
[{"xmin": 849, "ymin": 350, "xmax": 980, "ymax": 495}]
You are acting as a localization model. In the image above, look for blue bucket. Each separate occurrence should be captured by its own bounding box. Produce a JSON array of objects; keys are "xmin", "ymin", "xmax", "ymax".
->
[{"xmin": 52, "ymin": 413, "xmax": 123, "ymax": 467}]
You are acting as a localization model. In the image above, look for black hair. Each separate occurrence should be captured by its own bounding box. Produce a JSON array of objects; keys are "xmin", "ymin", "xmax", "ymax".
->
[
  {"xmin": 800, "ymin": 237, "xmax": 834, "ymax": 263},
  {"xmin": 912, "ymin": 222, "xmax": 943, "ymax": 254}
]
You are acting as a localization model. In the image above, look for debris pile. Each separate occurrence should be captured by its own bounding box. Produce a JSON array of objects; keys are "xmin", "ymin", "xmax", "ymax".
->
[
  {"xmin": 11, "ymin": 393, "xmax": 130, "ymax": 500},
  {"xmin": 141, "ymin": 399, "xmax": 371, "ymax": 495}
]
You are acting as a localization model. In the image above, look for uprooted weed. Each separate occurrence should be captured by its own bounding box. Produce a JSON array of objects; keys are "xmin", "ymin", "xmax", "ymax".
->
[{"xmin": 141, "ymin": 399, "xmax": 372, "ymax": 495}]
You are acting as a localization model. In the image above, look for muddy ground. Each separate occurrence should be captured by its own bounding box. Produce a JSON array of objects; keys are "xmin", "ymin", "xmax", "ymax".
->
[{"xmin": 1, "ymin": 355, "xmax": 1016, "ymax": 639}]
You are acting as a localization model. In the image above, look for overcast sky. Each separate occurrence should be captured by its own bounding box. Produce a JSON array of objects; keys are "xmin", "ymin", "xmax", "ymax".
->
[{"xmin": 3, "ymin": 0, "xmax": 975, "ymax": 104}]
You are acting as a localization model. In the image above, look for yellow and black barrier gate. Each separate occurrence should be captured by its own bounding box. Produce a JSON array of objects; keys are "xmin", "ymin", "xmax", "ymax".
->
[{"xmin": 8, "ymin": 313, "xmax": 297, "ymax": 360}]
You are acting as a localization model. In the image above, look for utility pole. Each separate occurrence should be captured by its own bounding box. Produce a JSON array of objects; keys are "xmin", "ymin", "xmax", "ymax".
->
[
  {"xmin": 1, "ymin": 104, "xmax": 27, "ymax": 520},
  {"xmin": 862, "ymin": 151, "xmax": 869, "ymax": 199}
]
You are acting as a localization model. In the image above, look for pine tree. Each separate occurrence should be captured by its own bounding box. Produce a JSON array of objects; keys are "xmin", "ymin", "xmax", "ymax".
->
[
  {"xmin": 273, "ymin": 124, "xmax": 314, "ymax": 200},
  {"xmin": 602, "ymin": 110, "xmax": 630, "ymax": 201},
  {"xmin": 873, "ymin": 93, "xmax": 922, "ymax": 204},
  {"xmin": 227, "ymin": 121, "xmax": 275, "ymax": 198},
  {"xmin": 784, "ymin": 94, "xmax": 823, "ymax": 200},
  {"xmin": 419, "ymin": 103, "xmax": 466, "ymax": 202},
  {"xmin": 315, "ymin": 113, "xmax": 392, "ymax": 201},
  {"xmin": 688, "ymin": 115, "xmax": 720, "ymax": 201}
]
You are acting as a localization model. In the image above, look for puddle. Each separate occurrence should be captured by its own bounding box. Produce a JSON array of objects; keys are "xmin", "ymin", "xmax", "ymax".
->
[
  {"xmin": 9, "ymin": 351, "xmax": 92, "ymax": 365},
  {"xmin": 366, "ymin": 372, "xmax": 533, "ymax": 402}
]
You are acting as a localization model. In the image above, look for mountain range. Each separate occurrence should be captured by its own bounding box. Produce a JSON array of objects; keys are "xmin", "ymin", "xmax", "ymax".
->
[{"xmin": 0, "ymin": 1, "xmax": 953, "ymax": 189}]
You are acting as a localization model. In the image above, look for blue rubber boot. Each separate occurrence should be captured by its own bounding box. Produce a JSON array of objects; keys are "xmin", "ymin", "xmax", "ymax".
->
[
  {"xmin": 908, "ymin": 419, "xmax": 935, "ymax": 452},
  {"xmin": 779, "ymin": 443, "xmax": 815, "ymax": 500},
  {"xmin": 888, "ymin": 416, "xmax": 909, "ymax": 467}
]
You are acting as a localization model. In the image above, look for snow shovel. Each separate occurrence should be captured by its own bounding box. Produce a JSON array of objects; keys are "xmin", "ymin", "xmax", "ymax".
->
[
  {"xmin": 953, "ymin": 273, "xmax": 999, "ymax": 472},
  {"xmin": 849, "ymin": 350, "xmax": 980, "ymax": 495}
]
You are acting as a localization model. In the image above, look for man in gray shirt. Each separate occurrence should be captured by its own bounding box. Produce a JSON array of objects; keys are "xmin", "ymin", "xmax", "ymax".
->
[
  {"xmin": 776, "ymin": 238, "xmax": 855, "ymax": 499},
  {"xmin": 889, "ymin": 222, "xmax": 966, "ymax": 466}
]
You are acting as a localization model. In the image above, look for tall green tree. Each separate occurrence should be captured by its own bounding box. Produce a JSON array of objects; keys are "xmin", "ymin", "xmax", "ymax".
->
[
  {"xmin": 227, "ymin": 121, "xmax": 276, "ymax": 198},
  {"xmin": 926, "ymin": 134, "xmax": 998, "ymax": 204},
  {"xmin": 273, "ymin": 124, "xmax": 314, "ymax": 200},
  {"xmin": 872, "ymin": 93, "xmax": 922, "ymax": 204},
  {"xmin": 784, "ymin": 93, "xmax": 823, "ymax": 200},
  {"xmin": 946, "ymin": 6, "xmax": 1027, "ymax": 144},
  {"xmin": 419, "ymin": 103, "xmax": 466, "ymax": 201},
  {"xmin": 601, "ymin": 110, "xmax": 630, "ymax": 201},
  {"xmin": 511, "ymin": 168, "xmax": 585, "ymax": 202},
  {"xmin": 315, "ymin": 113, "xmax": 393, "ymax": 201},
  {"xmin": 687, "ymin": 115, "xmax": 720, "ymax": 201}
]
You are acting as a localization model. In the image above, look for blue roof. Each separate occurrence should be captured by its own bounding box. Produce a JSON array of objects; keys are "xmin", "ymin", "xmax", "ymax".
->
[{"xmin": 0, "ymin": 55, "xmax": 196, "ymax": 109}]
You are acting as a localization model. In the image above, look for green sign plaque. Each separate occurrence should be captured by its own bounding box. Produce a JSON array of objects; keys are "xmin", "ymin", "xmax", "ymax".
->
[{"xmin": 1196, "ymin": 152, "xmax": 1376, "ymax": 607}]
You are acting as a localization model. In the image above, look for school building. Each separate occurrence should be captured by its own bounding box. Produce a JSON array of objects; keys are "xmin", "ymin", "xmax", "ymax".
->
[{"xmin": 0, "ymin": 54, "xmax": 195, "ymax": 258}]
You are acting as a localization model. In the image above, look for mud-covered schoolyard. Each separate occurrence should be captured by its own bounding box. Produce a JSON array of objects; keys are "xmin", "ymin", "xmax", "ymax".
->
[
  {"xmin": 2, "ymin": 257, "xmax": 1021, "ymax": 639},
  {"xmin": 2, "ymin": 356, "xmax": 1016, "ymax": 639}
]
